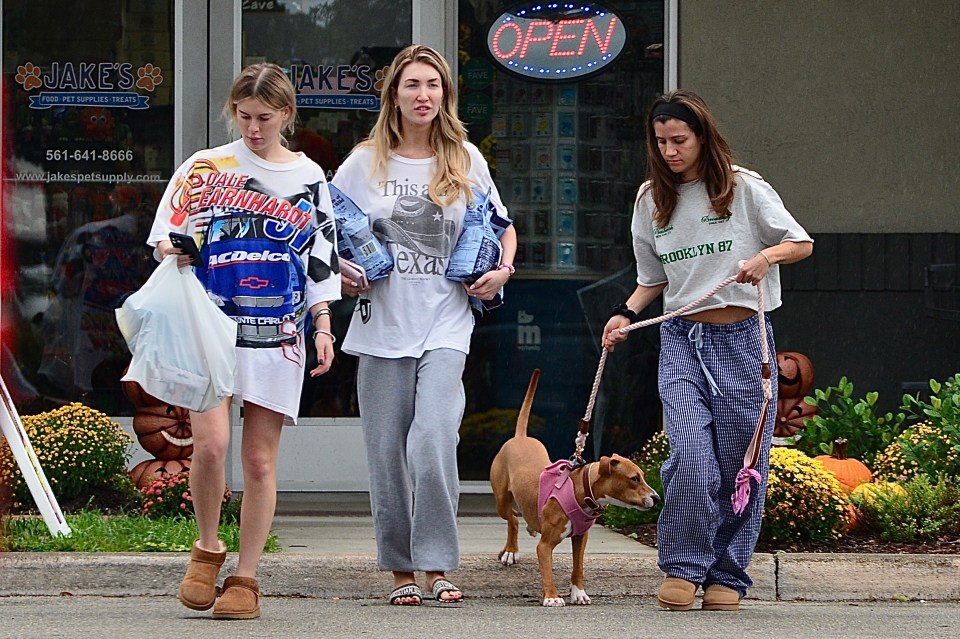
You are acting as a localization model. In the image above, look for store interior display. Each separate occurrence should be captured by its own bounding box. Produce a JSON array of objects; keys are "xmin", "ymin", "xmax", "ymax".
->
[{"xmin": 459, "ymin": 0, "xmax": 664, "ymax": 278}]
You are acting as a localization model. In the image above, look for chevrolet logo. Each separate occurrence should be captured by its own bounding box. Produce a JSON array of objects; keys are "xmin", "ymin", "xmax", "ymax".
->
[{"xmin": 239, "ymin": 276, "xmax": 269, "ymax": 289}]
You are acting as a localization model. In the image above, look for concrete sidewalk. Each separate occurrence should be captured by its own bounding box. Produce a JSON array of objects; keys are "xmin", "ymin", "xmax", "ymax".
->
[{"xmin": 2, "ymin": 493, "xmax": 959, "ymax": 603}]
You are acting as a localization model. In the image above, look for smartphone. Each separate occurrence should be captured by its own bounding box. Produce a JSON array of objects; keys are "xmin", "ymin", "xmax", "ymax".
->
[
  {"xmin": 340, "ymin": 257, "xmax": 369, "ymax": 289},
  {"xmin": 169, "ymin": 232, "xmax": 203, "ymax": 266}
]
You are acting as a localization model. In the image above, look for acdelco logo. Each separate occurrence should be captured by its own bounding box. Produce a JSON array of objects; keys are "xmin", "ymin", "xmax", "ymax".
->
[{"xmin": 209, "ymin": 250, "xmax": 290, "ymax": 267}]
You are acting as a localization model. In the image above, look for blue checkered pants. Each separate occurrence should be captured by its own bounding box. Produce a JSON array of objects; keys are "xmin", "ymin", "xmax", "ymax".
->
[{"xmin": 656, "ymin": 313, "xmax": 777, "ymax": 596}]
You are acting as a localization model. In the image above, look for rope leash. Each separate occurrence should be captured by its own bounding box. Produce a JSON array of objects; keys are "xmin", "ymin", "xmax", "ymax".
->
[{"xmin": 573, "ymin": 274, "xmax": 773, "ymax": 516}]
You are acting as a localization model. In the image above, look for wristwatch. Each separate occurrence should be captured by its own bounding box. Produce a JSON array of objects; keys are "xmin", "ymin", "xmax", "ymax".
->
[{"xmin": 610, "ymin": 303, "xmax": 640, "ymax": 323}]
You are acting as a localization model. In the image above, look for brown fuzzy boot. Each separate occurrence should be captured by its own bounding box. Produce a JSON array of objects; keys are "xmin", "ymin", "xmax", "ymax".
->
[
  {"xmin": 212, "ymin": 576, "xmax": 262, "ymax": 620},
  {"xmin": 657, "ymin": 576, "xmax": 697, "ymax": 611},
  {"xmin": 702, "ymin": 584, "xmax": 741, "ymax": 611},
  {"xmin": 177, "ymin": 539, "xmax": 227, "ymax": 611}
]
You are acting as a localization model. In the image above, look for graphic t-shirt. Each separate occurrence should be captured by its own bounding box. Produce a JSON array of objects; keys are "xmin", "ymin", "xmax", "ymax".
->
[
  {"xmin": 148, "ymin": 139, "xmax": 341, "ymax": 423},
  {"xmin": 632, "ymin": 167, "xmax": 813, "ymax": 314},
  {"xmin": 331, "ymin": 142, "xmax": 508, "ymax": 358}
]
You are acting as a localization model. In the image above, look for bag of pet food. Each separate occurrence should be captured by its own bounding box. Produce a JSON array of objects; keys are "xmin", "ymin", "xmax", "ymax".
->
[
  {"xmin": 446, "ymin": 188, "xmax": 502, "ymax": 283},
  {"xmin": 329, "ymin": 184, "xmax": 393, "ymax": 281},
  {"xmin": 446, "ymin": 188, "xmax": 511, "ymax": 312}
]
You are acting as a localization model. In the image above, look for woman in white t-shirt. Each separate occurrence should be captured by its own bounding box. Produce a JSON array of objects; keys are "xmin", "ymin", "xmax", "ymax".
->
[
  {"xmin": 602, "ymin": 90, "xmax": 813, "ymax": 612},
  {"xmin": 332, "ymin": 44, "xmax": 516, "ymax": 606},
  {"xmin": 149, "ymin": 63, "xmax": 340, "ymax": 620}
]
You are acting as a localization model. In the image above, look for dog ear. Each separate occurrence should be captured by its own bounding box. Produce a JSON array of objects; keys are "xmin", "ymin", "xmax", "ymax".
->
[{"xmin": 599, "ymin": 456, "xmax": 613, "ymax": 476}]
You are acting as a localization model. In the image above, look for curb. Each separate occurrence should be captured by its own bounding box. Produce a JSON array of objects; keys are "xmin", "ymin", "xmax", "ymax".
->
[{"xmin": 2, "ymin": 552, "xmax": 958, "ymax": 602}]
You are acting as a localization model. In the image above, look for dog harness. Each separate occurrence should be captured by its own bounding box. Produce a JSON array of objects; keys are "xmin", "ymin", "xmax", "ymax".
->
[{"xmin": 537, "ymin": 460, "xmax": 602, "ymax": 538}]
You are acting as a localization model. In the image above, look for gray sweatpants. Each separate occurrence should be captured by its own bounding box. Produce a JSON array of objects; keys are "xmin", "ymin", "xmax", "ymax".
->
[{"xmin": 357, "ymin": 349, "xmax": 466, "ymax": 573}]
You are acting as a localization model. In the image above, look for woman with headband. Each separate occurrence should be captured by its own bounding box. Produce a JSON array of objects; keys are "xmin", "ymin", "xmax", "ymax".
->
[{"xmin": 602, "ymin": 90, "xmax": 813, "ymax": 611}]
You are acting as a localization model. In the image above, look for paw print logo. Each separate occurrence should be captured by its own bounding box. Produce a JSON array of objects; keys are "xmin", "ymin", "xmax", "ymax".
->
[
  {"xmin": 373, "ymin": 67, "xmax": 389, "ymax": 93},
  {"xmin": 136, "ymin": 63, "xmax": 163, "ymax": 91},
  {"xmin": 15, "ymin": 62, "xmax": 42, "ymax": 91}
]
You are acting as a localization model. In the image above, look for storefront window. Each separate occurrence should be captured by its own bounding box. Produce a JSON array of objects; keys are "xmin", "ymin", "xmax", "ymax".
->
[
  {"xmin": 241, "ymin": 0, "xmax": 412, "ymax": 418},
  {"xmin": 458, "ymin": 0, "xmax": 666, "ymax": 475},
  {"xmin": 2, "ymin": 0, "xmax": 174, "ymax": 415}
]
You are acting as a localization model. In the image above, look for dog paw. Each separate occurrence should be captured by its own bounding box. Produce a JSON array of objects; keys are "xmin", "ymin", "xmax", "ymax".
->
[
  {"xmin": 498, "ymin": 550, "xmax": 517, "ymax": 566},
  {"xmin": 542, "ymin": 597, "xmax": 566, "ymax": 607},
  {"xmin": 570, "ymin": 585, "xmax": 591, "ymax": 605}
]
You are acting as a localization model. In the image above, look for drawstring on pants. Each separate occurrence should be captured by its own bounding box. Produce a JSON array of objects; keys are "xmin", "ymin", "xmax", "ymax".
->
[{"xmin": 687, "ymin": 322, "xmax": 723, "ymax": 397}]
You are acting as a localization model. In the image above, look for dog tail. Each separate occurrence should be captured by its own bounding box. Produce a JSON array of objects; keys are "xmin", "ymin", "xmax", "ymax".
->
[{"xmin": 515, "ymin": 368, "xmax": 540, "ymax": 438}]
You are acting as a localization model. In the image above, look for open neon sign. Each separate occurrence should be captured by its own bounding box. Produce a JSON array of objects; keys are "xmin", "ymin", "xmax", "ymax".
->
[{"xmin": 486, "ymin": 3, "xmax": 626, "ymax": 81}]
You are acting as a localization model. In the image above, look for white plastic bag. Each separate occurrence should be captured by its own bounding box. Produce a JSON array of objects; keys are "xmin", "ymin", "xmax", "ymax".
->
[{"xmin": 116, "ymin": 255, "xmax": 237, "ymax": 412}]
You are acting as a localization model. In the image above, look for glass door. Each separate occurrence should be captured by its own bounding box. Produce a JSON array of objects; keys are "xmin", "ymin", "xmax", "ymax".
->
[
  {"xmin": 1, "ymin": 0, "xmax": 177, "ymax": 416},
  {"xmin": 240, "ymin": 1, "xmax": 413, "ymax": 421},
  {"xmin": 457, "ymin": 0, "xmax": 666, "ymax": 474}
]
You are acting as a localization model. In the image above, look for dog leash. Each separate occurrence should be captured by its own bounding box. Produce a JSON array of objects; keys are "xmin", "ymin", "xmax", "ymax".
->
[{"xmin": 573, "ymin": 274, "xmax": 772, "ymax": 516}]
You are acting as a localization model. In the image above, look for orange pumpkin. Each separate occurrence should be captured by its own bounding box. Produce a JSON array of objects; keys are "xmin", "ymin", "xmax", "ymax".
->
[
  {"xmin": 133, "ymin": 404, "xmax": 193, "ymax": 460},
  {"xmin": 128, "ymin": 458, "xmax": 191, "ymax": 490},
  {"xmin": 815, "ymin": 438, "xmax": 872, "ymax": 494},
  {"xmin": 776, "ymin": 351, "xmax": 814, "ymax": 399},
  {"xmin": 843, "ymin": 502, "xmax": 862, "ymax": 533},
  {"xmin": 121, "ymin": 374, "xmax": 164, "ymax": 410},
  {"xmin": 775, "ymin": 395, "xmax": 818, "ymax": 438}
]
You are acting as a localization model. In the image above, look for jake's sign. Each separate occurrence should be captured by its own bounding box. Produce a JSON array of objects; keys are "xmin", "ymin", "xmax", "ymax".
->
[{"xmin": 486, "ymin": 3, "xmax": 626, "ymax": 81}]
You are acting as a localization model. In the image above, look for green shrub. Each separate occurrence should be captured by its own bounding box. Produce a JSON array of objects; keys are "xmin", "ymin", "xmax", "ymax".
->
[
  {"xmin": 761, "ymin": 447, "xmax": 849, "ymax": 543},
  {"xmin": 602, "ymin": 430, "xmax": 668, "ymax": 529},
  {"xmin": 0, "ymin": 403, "xmax": 132, "ymax": 504},
  {"xmin": 874, "ymin": 375, "xmax": 960, "ymax": 479},
  {"xmin": 220, "ymin": 492, "xmax": 243, "ymax": 524},
  {"xmin": 852, "ymin": 475, "xmax": 960, "ymax": 542},
  {"xmin": 796, "ymin": 377, "xmax": 904, "ymax": 467},
  {"xmin": 873, "ymin": 421, "xmax": 960, "ymax": 480},
  {"xmin": 902, "ymin": 374, "xmax": 960, "ymax": 433}
]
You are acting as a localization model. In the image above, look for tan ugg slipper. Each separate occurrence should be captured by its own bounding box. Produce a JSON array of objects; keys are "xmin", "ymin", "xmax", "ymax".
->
[
  {"xmin": 657, "ymin": 576, "xmax": 697, "ymax": 611},
  {"xmin": 702, "ymin": 584, "xmax": 741, "ymax": 611},
  {"xmin": 177, "ymin": 539, "xmax": 227, "ymax": 611},
  {"xmin": 212, "ymin": 576, "xmax": 262, "ymax": 620}
]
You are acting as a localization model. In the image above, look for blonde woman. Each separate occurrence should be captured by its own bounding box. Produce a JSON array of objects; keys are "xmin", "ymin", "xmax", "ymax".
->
[
  {"xmin": 148, "ymin": 63, "xmax": 340, "ymax": 619},
  {"xmin": 332, "ymin": 45, "xmax": 516, "ymax": 606}
]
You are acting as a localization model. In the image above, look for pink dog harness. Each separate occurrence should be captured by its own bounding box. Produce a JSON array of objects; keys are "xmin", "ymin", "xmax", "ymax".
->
[{"xmin": 537, "ymin": 460, "xmax": 602, "ymax": 538}]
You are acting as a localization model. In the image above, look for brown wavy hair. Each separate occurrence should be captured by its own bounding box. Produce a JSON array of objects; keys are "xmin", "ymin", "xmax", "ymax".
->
[
  {"xmin": 362, "ymin": 45, "xmax": 472, "ymax": 207},
  {"xmin": 645, "ymin": 90, "xmax": 734, "ymax": 228},
  {"xmin": 222, "ymin": 63, "xmax": 297, "ymax": 142}
]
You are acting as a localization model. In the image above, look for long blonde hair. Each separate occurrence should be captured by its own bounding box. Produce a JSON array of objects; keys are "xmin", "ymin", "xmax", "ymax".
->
[{"xmin": 363, "ymin": 45, "xmax": 472, "ymax": 207}]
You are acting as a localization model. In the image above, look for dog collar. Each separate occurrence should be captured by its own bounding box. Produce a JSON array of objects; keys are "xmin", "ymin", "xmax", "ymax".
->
[{"xmin": 581, "ymin": 462, "xmax": 605, "ymax": 515}]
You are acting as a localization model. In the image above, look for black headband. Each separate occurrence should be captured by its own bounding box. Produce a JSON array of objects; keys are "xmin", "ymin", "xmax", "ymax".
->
[{"xmin": 651, "ymin": 102, "xmax": 701, "ymax": 133}]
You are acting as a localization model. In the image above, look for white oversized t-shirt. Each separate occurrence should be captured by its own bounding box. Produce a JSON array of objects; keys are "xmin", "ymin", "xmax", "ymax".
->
[
  {"xmin": 331, "ymin": 142, "xmax": 508, "ymax": 358},
  {"xmin": 632, "ymin": 167, "xmax": 813, "ymax": 314},
  {"xmin": 148, "ymin": 139, "xmax": 341, "ymax": 423}
]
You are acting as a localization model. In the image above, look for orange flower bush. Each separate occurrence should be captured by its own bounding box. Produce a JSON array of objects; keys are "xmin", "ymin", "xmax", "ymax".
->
[
  {"xmin": 761, "ymin": 447, "xmax": 850, "ymax": 543},
  {"xmin": 0, "ymin": 403, "xmax": 132, "ymax": 503},
  {"xmin": 140, "ymin": 470, "xmax": 231, "ymax": 520}
]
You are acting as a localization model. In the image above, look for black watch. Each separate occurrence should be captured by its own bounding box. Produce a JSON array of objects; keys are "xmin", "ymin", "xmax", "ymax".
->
[{"xmin": 610, "ymin": 303, "xmax": 640, "ymax": 323}]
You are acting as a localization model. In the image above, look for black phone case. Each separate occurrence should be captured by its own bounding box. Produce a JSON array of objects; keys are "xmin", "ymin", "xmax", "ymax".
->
[{"xmin": 169, "ymin": 232, "xmax": 202, "ymax": 266}]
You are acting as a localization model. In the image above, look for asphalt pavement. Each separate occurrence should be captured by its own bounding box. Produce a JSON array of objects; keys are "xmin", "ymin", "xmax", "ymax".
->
[
  {"xmin": 1, "ymin": 492, "xmax": 958, "ymax": 635},
  {"xmin": 2, "ymin": 596, "xmax": 959, "ymax": 639}
]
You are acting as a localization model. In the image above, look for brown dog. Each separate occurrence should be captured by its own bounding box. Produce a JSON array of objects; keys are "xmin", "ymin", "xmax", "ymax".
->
[{"xmin": 490, "ymin": 369, "xmax": 660, "ymax": 607}]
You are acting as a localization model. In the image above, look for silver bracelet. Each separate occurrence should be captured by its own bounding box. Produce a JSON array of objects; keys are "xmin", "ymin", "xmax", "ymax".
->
[
  {"xmin": 313, "ymin": 329, "xmax": 336, "ymax": 343},
  {"xmin": 312, "ymin": 308, "xmax": 332, "ymax": 324}
]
